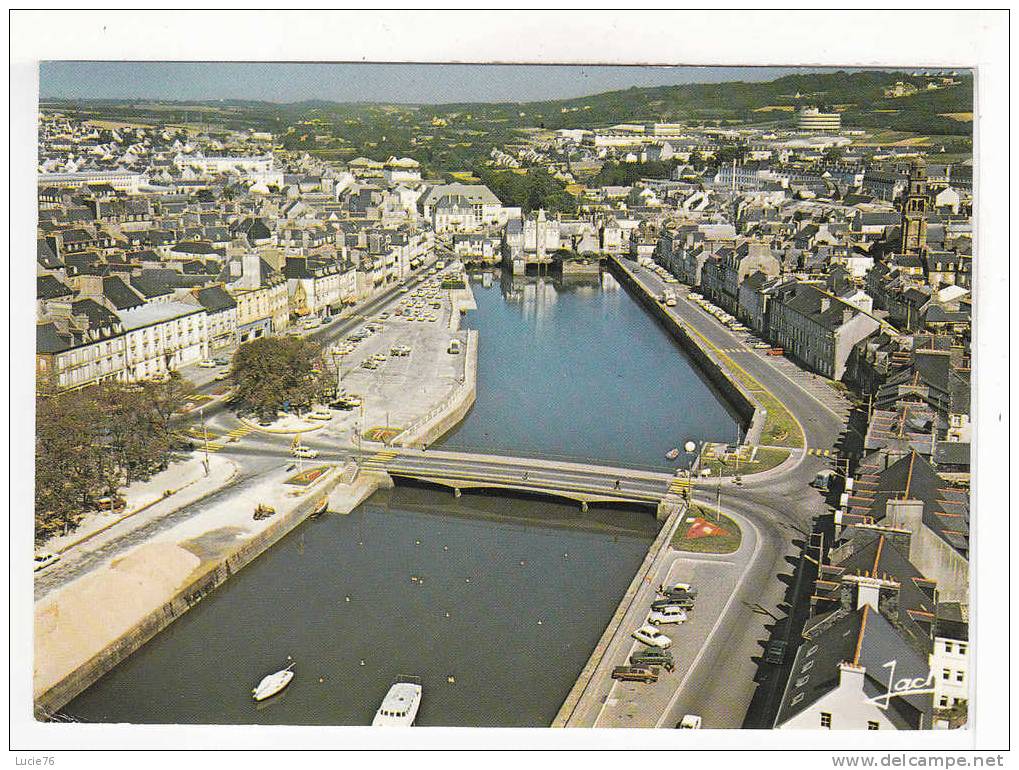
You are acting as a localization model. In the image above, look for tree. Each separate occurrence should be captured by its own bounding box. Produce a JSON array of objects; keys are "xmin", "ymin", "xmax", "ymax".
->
[{"xmin": 231, "ymin": 336, "xmax": 327, "ymax": 420}]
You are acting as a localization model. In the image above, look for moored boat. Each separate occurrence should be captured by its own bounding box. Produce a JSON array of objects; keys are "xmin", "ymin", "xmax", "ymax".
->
[
  {"xmin": 252, "ymin": 663, "xmax": 294, "ymax": 701},
  {"xmin": 372, "ymin": 677, "xmax": 422, "ymax": 726},
  {"xmin": 665, "ymin": 448, "xmax": 680, "ymax": 460}
]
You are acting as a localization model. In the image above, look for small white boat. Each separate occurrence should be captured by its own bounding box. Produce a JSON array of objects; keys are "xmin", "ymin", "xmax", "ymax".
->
[
  {"xmin": 252, "ymin": 664, "xmax": 294, "ymax": 701},
  {"xmin": 372, "ymin": 677, "xmax": 422, "ymax": 726},
  {"xmin": 665, "ymin": 448, "xmax": 680, "ymax": 460}
]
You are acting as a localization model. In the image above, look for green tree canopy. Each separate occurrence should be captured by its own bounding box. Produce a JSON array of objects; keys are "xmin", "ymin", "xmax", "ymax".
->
[{"xmin": 232, "ymin": 336, "xmax": 328, "ymax": 420}]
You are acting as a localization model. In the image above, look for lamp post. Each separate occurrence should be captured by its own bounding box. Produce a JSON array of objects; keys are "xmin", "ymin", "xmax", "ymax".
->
[{"xmin": 199, "ymin": 406, "xmax": 210, "ymax": 477}]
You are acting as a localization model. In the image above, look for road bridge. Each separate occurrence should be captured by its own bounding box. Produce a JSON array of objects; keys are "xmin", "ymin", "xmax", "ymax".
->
[{"xmin": 357, "ymin": 446, "xmax": 690, "ymax": 518}]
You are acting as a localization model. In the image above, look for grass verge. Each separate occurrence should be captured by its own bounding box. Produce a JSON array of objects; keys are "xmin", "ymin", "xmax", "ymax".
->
[{"xmin": 671, "ymin": 505, "xmax": 742, "ymax": 555}]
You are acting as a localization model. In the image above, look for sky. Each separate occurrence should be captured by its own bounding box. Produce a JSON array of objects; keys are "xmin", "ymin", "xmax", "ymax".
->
[{"xmin": 39, "ymin": 62, "xmax": 853, "ymax": 105}]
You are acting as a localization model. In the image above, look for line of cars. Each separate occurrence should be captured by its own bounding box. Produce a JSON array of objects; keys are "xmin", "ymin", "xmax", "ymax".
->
[
  {"xmin": 687, "ymin": 293, "xmax": 782, "ymax": 354},
  {"xmin": 611, "ymin": 581, "xmax": 702, "ymax": 728},
  {"xmin": 395, "ymin": 280, "xmax": 445, "ymax": 323}
]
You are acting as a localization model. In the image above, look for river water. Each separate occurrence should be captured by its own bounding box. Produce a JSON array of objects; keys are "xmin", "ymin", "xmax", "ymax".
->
[
  {"xmin": 438, "ymin": 271, "xmax": 740, "ymax": 468},
  {"xmin": 61, "ymin": 268, "xmax": 738, "ymax": 726}
]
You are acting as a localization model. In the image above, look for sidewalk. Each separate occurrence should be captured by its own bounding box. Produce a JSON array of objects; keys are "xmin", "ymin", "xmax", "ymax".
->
[
  {"xmin": 34, "ymin": 462, "xmax": 341, "ymax": 708},
  {"xmin": 41, "ymin": 454, "xmax": 238, "ymax": 556}
]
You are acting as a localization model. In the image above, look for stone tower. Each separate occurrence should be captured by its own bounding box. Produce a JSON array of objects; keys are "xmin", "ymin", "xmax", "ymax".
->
[{"xmin": 900, "ymin": 159, "xmax": 929, "ymax": 255}]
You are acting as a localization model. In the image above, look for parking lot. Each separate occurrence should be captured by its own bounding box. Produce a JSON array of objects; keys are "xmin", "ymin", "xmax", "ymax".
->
[
  {"xmin": 303, "ymin": 273, "xmax": 471, "ymax": 449},
  {"xmin": 563, "ymin": 503, "xmax": 758, "ymax": 729}
]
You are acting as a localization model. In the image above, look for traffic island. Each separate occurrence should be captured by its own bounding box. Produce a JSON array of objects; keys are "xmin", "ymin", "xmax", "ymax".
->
[
  {"xmin": 698, "ymin": 445, "xmax": 791, "ymax": 477},
  {"xmin": 239, "ymin": 414, "xmax": 327, "ymax": 434},
  {"xmin": 671, "ymin": 505, "xmax": 742, "ymax": 555}
]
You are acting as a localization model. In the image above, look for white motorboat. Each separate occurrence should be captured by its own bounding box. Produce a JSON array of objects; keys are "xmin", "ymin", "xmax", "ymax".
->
[
  {"xmin": 372, "ymin": 677, "xmax": 422, "ymax": 726},
  {"xmin": 252, "ymin": 663, "xmax": 294, "ymax": 701},
  {"xmin": 665, "ymin": 448, "xmax": 680, "ymax": 460}
]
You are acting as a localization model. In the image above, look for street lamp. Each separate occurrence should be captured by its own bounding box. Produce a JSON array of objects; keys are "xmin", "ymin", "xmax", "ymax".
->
[{"xmin": 199, "ymin": 406, "xmax": 210, "ymax": 477}]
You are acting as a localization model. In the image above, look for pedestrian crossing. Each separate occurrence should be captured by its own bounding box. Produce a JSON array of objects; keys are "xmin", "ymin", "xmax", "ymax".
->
[
  {"xmin": 180, "ymin": 423, "xmax": 256, "ymax": 453},
  {"xmin": 362, "ymin": 449, "xmax": 399, "ymax": 468},
  {"xmin": 806, "ymin": 448, "xmax": 834, "ymax": 457},
  {"xmin": 667, "ymin": 476, "xmax": 693, "ymax": 496}
]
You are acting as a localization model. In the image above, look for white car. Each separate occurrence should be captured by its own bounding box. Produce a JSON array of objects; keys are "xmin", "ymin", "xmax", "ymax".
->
[
  {"xmin": 213, "ymin": 370, "xmax": 231, "ymax": 381},
  {"xmin": 198, "ymin": 359, "xmax": 218, "ymax": 369},
  {"xmin": 34, "ymin": 551, "xmax": 61, "ymax": 572},
  {"xmin": 292, "ymin": 446, "xmax": 319, "ymax": 459},
  {"xmin": 632, "ymin": 624, "xmax": 672, "ymax": 649},
  {"xmin": 679, "ymin": 714, "xmax": 702, "ymax": 729},
  {"xmin": 306, "ymin": 409, "xmax": 332, "ymax": 421},
  {"xmin": 648, "ymin": 607, "xmax": 688, "ymax": 625}
]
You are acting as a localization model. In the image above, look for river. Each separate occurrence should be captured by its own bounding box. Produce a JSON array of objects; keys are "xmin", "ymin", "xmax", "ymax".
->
[{"xmin": 61, "ymin": 267, "xmax": 738, "ymax": 726}]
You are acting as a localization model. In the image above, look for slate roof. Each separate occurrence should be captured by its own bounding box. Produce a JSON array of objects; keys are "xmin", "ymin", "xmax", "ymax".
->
[
  {"xmin": 196, "ymin": 285, "xmax": 237, "ymax": 313},
  {"xmin": 844, "ymin": 451, "xmax": 969, "ymax": 557},
  {"xmin": 37, "ymin": 274, "xmax": 74, "ymax": 301},
  {"xmin": 776, "ymin": 604, "xmax": 932, "ymax": 729},
  {"xmin": 102, "ymin": 275, "xmax": 146, "ymax": 310}
]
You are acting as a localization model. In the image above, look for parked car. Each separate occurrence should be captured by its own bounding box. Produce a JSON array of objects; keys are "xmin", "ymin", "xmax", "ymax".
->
[
  {"xmin": 34, "ymin": 551, "xmax": 61, "ymax": 572},
  {"xmin": 659, "ymin": 582, "xmax": 698, "ymax": 597},
  {"xmin": 292, "ymin": 446, "xmax": 319, "ymax": 459},
  {"xmin": 214, "ymin": 370, "xmax": 231, "ymax": 381},
  {"xmin": 611, "ymin": 665, "xmax": 660, "ymax": 683},
  {"xmin": 679, "ymin": 714, "xmax": 703, "ymax": 729},
  {"xmin": 632, "ymin": 624, "xmax": 672, "ymax": 649},
  {"xmin": 306, "ymin": 409, "xmax": 333, "ymax": 421},
  {"xmin": 651, "ymin": 597, "xmax": 694, "ymax": 612},
  {"xmin": 630, "ymin": 649, "xmax": 674, "ymax": 672},
  {"xmin": 95, "ymin": 495, "xmax": 127, "ymax": 512},
  {"xmin": 197, "ymin": 359, "xmax": 218, "ymax": 369},
  {"xmin": 648, "ymin": 606, "xmax": 688, "ymax": 625},
  {"xmin": 213, "ymin": 357, "xmax": 230, "ymax": 366},
  {"xmin": 767, "ymin": 347, "xmax": 785, "ymax": 356}
]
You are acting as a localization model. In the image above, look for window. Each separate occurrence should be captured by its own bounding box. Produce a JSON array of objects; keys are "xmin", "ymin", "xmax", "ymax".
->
[
  {"xmin": 957, "ymin": 643, "xmax": 968, "ymax": 655},
  {"xmin": 940, "ymin": 697, "xmax": 949, "ymax": 708},
  {"xmin": 867, "ymin": 721, "xmax": 879, "ymax": 730},
  {"xmin": 942, "ymin": 669, "xmax": 951, "ymax": 680},
  {"xmin": 955, "ymin": 671, "xmax": 964, "ymax": 683},
  {"xmin": 943, "ymin": 642, "xmax": 953, "ymax": 654},
  {"xmin": 820, "ymin": 712, "xmax": 832, "ymax": 729}
]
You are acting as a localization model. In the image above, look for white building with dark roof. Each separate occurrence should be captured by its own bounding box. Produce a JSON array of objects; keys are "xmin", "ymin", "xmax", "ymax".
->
[{"xmin": 119, "ymin": 301, "xmax": 208, "ymax": 381}]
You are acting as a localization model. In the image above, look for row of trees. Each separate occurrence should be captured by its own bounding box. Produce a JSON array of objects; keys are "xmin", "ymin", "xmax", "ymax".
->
[{"xmin": 35, "ymin": 375, "xmax": 194, "ymax": 542}]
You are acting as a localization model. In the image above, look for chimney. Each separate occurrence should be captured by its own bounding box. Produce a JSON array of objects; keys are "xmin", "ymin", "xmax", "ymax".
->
[
  {"xmin": 854, "ymin": 575, "xmax": 883, "ymax": 610},
  {"xmin": 885, "ymin": 499, "xmax": 925, "ymax": 561},
  {"xmin": 843, "ymin": 307, "xmax": 854, "ymax": 325},
  {"xmin": 838, "ymin": 661, "xmax": 866, "ymax": 693},
  {"xmin": 241, "ymin": 252, "xmax": 261, "ymax": 289}
]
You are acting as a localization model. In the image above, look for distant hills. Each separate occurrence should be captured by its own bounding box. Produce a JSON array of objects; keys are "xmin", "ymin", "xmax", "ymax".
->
[{"xmin": 42, "ymin": 69, "xmax": 973, "ymax": 147}]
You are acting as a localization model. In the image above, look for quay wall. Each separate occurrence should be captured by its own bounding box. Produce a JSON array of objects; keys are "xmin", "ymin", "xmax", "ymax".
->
[
  {"xmin": 395, "ymin": 328, "xmax": 478, "ymax": 449},
  {"xmin": 606, "ymin": 256, "xmax": 763, "ymax": 445},
  {"xmin": 551, "ymin": 501, "xmax": 686, "ymax": 727},
  {"xmin": 34, "ymin": 470, "xmax": 347, "ymax": 719}
]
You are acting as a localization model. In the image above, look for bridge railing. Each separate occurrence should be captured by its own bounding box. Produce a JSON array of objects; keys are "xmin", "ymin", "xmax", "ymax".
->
[{"xmin": 429, "ymin": 442, "xmax": 677, "ymax": 475}]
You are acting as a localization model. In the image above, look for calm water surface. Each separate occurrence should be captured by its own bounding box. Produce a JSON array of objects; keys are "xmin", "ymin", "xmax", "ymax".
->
[
  {"xmin": 61, "ymin": 267, "xmax": 737, "ymax": 726},
  {"xmin": 62, "ymin": 487, "xmax": 655, "ymax": 726},
  {"xmin": 438, "ymin": 271, "xmax": 739, "ymax": 468}
]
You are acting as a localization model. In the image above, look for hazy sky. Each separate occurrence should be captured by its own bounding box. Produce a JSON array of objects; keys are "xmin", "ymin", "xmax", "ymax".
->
[{"xmin": 39, "ymin": 62, "xmax": 854, "ymax": 104}]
